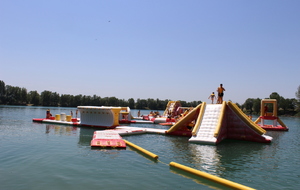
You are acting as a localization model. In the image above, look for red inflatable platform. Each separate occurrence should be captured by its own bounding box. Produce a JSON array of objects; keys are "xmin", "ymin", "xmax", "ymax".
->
[
  {"xmin": 90, "ymin": 131, "xmax": 126, "ymax": 148},
  {"xmin": 258, "ymin": 124, "xmax": 289, "ymax": 131}
]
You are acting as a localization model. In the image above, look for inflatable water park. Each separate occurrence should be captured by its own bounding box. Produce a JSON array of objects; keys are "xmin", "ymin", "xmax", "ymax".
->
[
  {"xmin": 32, "ymin": 99, "xmax": 289, "ymax": 190},
  {"xmin": 33, "ymin": 99, "xmax": 288, "ymax": 146}
]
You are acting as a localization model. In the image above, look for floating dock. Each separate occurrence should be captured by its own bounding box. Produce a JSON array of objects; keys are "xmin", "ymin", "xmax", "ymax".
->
[
  {"xmin": 90, "ymin": 130, "xmax": 126, "ymax": 148},
  {"xmin": 109, "ymin": 126, "xmax": 167, "ymax": 136}
]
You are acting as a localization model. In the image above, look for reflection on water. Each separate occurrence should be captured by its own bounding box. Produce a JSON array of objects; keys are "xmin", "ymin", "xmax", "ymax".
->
[
  {"xmin": 190, "ymin": 145, "xmax": 221, "ymax": 174},
  {"xmin": 45, "ymin": 124, "xmax": 78, "ymax": 135},
  {"xmin": 78, "ymin": 127, "xmax": 98, "ymax": 146},
  {"xmin": 40, "ymin": 124, "xmax": 100, "ymax": 147},
  {"xmin": 166, "ymin": 135, "xmax": 222, "ymax": 175}
]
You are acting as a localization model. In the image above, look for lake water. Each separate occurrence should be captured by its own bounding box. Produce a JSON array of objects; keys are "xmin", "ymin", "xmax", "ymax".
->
[{"xmin": 0, "ymin": 105, "xmax": 299, "ymax": 190}]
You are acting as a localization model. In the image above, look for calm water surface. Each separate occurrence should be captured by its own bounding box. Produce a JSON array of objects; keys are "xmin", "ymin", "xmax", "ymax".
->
[{"xmin": 0, "ymin": 106, "xmax": 300, "ymax": 190}]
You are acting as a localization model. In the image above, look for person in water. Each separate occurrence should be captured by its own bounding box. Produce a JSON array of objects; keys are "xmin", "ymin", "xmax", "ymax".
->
[
  {"xmin": 208, "ymin": 92, "xmax": 216, "ymax": 104},
  {"xmin": 217, "ymin": 84, "xmax": 225, "ymax": 104}
]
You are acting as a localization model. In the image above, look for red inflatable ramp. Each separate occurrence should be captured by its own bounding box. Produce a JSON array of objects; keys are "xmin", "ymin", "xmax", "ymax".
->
[{"xmin": 91, "ymin": 131, "xmax": 126, "ymax": 148}]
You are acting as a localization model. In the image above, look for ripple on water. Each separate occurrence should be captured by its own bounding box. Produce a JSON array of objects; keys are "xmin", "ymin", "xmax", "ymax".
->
[{"xmin": 1, "ymin": 107, "xmax": 300, "ymax": 190}]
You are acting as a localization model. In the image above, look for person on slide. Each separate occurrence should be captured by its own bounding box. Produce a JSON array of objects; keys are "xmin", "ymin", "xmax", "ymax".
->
[{"xmin": 217, "ymin": 84, "xmax": 225, "ymax": 104}]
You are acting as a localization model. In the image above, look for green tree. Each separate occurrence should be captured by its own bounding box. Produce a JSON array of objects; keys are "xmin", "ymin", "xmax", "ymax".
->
[
  {"xmin": 296, "ymin": 85, "xmax": 300, "ymax": 100},
  {"xmin": 82, "ymin": 95, "xmax": 92, "ymax": 106},
  {"xmin": 189, "ymin": 100, "xmax": 202, "ymax": 107},
  {"xmin": 268, "ymin": 92, "xmax": 283, "ymax": 112},
  {"xmin": 5, "ymin": 85, "xmax": 22, "ymax": 105},
  {"xmin": 20, "ymin": 87, "xmax": 28, "ymax": 105},
  {"xmin": 180, "ymin": 101, "xmax": 188, "ymax": 107},
  {"xmin": 60, "ymin": 94, "xmax": 71, "ymax": 107},
  {"xmin": 117, "ymin": 99, "xmax": 126, "ymax": 107},
  {"xmin": 280, "ymin": 98, "xmax": 297, "ymax": 115},
  {"xmin": 5, "ymin": 85, "xmax": 14, "ymax": 104},
  {"xmin": 128, "ymin": 98, "xmax": 135, "ymax": 109},
  {"xmin": 253, "ymin": 98, "xmax": 261, "ymax": 114},
  {"xmin": 136, "ymin": 98, "xmax": 148, "ymax": 109},
  {"xmin": 68, "ymin": 95, "xmax": 75, "ymax": 107},
  {"xmin": 91, "ymin": 95, "xmax": 101, "ymax": 106},
  {"xmin": 108, "ymin": 97, "xmax": 118, "ymax": 106},
  {"xmin": 269, "ymin": 92, "xmax": 281, "ymax": 104},
  {"xmin": 147, "ymin": 98, "xmax": 157, "ymax": 110},
  {"xmin": 28, "ymin": 91, "xmax": 40, "ymax": 105},
  {"xmin": 0, "ymin": 80, "xmax": 6, "ymax": 104},
  {"xmin": 161, "ymin": 99, "xmax": 170, "ymax": 109},
  {"xmin": 41, "ymin": 90, "xmax": 52, "ymax": 106},
  {"xmin": 51, "ymin": 92, "xmax": 60, "ymax": 106},
  {"xmin": 73, "ymin": 94, "xmax": 83, "ymax": 106},
  {"xmin": 296, "ymin": 85, "xmax": 300, "ymax": 112},
  {"xmin": 101, "ymin": 97, "xmax": 109, "ymax": 106},
  {"xmin": 155, "ymin": 98, "xmax": 164, "ymax": 110},
  {"xmin": 243, "ymin": 98, "xmax": 254, "ymax": 114},
  {"xmin": 41, "ymin": 90, "xmax": 59, "ymax": 106}
]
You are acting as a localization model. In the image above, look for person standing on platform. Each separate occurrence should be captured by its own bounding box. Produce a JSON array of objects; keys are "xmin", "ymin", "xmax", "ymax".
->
[
  {"xmin": 264, "ymin": 104, "xmax": 268, "ymax": 116},
  {"xmin": 208, "ymin": 92, "xmax": 216, "ymax": 104},
  {"xmin": 217, "ymin": 84, "xmax": 225, "ymax": 104}
]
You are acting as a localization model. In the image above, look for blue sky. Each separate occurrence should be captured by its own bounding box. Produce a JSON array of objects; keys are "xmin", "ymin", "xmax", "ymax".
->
[{"xmin": 1, "ymin": 0, "xmax": 299, "ymax": 104}]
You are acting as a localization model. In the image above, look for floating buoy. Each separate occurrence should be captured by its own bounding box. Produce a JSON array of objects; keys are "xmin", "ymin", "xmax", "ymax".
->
[
  {"xmin": 169, "ymin": 162, "xmax": 255, "ymax": 190},
  {"xmin": 124, "ymin": 140, "xmax": 158, "ymax": 159}
]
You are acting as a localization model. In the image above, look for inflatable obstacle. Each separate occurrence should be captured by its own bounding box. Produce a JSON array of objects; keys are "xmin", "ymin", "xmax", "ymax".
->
[
  {"xmin": 135, "ymin": 101, "xmax": 194, "ymax": 124},
  {"xmin": 166, "ymin": 101, "xmax": 272, "ymax": 145},
  {"xmin": 254, "ymin": 99, "xmax": 288, "ymax": 131},
  {"xmin": 90, "ymin": 131, "xmax": 126, "ymax": 148},
  {"xmin": 167, "ymin": 103, "xmax": 202, "ymax": 136},
  {"xmin": 33, "ymin": 106, "xmax": 132, "ymax": 129}
]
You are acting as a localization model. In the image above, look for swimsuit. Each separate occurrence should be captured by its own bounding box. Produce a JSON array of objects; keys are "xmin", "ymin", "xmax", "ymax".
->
[{"xmin": 218, "ymin": 87, "xmax": 225, "ymax": 97}]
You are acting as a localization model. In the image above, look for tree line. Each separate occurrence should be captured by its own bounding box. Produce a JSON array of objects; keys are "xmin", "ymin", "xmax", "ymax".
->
[
  {"xmin": 0, "ymin": 80, "xmax": 201, "ymax": 110},
  {"xmin": 0, "ymin": 80, "xmax": 299, "ymax": 116},
  {"xmin": 240, "ymin": 92, "xmax": 298, "ymax": 116}
]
